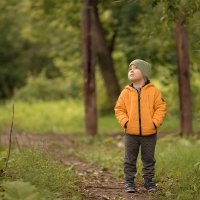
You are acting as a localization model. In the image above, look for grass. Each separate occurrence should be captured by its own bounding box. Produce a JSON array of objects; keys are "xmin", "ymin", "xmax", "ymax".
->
[
  {"xmin": 0, "ymin": 99, "xmax": 85, "ymax": 134},
  {"xmin": 154, "ymin": 136, "xmax": 200, "ymax": 200},
  {"xmin": 2, "ymin": 147, "xmax": 83, "ymax": 200},
  {"xmin": 0, "ymin": 100, "xmax": 123, "ymax": 135},
  {"xmin": 64, "ymin": 134, "xmax": 200, "ymax": 200},
  {"xmin": 1, "ymin": 99, "xmax": 197, "ymax": 135}
]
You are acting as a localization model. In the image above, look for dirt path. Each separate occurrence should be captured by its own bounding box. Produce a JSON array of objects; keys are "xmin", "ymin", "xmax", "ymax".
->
[{"xmin": 0, "ymin": 132, "xmax": 151, "ymax": 200}]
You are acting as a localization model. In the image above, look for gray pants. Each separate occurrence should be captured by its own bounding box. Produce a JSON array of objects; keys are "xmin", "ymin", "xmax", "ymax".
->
[{"xmin": 124, "ymin": 133, "xmax": 157, "ymax": 182}]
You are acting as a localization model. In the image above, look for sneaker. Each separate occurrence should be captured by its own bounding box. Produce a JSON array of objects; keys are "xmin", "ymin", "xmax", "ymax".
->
[
  {"xmin": 124, "ymin": 181, "xmax": 136, "ymax": 193},
  {"xmin": 144, "ymin": 178, "xmax": 157, "ymax": 192}
]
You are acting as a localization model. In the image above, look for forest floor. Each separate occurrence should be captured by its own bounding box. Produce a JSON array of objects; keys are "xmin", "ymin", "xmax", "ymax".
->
[{"xmin": 0, "ymin": 131, "xmax": 156, "ymax": 200}]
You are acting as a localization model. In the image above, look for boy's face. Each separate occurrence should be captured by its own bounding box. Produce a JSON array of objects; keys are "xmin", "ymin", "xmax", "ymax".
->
[{"xmin": 128, "ymin": 64, "xmax": 144, "ymax": 82}]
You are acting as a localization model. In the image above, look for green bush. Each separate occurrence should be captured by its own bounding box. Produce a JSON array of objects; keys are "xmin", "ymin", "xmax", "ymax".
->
[
  {"xmin": 14, "ymin": 72, "xmax": 82, "ymax": 102},
  {"xmin": 0, "ymin": 180, "xmax": 42, "ymax": 200}
]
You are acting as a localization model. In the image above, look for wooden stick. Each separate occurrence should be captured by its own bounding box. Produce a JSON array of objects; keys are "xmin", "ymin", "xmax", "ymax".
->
[{"xmin": 5, "ymin": 104, "xmax": 14, "ymax": 168}]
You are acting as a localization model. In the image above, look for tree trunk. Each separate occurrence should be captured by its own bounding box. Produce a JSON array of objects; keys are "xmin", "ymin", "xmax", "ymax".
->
[
  {"xmin": 92, "ymin": 3, "xmax": 121, "ymax": 111},
  {"xmin": 81, "ymin": 0, "xmax": 97, "ymax": 136},
  {"xmin": 175, "ymin": 19, "xmax": 193, "ymax": 136}
]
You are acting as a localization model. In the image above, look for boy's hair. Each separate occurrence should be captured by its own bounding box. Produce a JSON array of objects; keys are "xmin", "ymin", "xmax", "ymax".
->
[{"xmin": 129, "ymin": 59, "xmax": 152, "ymax": 80}]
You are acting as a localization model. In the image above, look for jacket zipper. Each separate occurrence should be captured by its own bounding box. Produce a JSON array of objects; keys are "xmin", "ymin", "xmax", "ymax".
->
[{"xmin": 137, "ymin": 90, "xmax": 142, "ymax": 136}]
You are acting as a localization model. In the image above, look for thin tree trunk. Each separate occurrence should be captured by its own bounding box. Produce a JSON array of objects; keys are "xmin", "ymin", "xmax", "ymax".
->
[
  {"xmin": 175, "ymin": 19, "xmax": 193, "ymax": 136},
  {"xmin": 81, "ymin": 0, "xmax": 97, "ymax": 136},
  {"xmin": 92, "ymin": 3, "xmax": 121, "ymax": 111}
]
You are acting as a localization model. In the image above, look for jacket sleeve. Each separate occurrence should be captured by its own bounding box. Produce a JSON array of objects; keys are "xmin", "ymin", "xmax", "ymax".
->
[
  {"xmin": 152, "ymin": 89, "xmax": 167, "ymax": 128},
  {"xmin": 114, "ymin": 90, "xmax": 129, "ymax": 128}
]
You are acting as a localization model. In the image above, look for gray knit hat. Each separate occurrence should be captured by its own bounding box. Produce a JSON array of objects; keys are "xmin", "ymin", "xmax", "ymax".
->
[{"xmin": 129, "ymin": 59, "xmax": 152, "ymax": 80}]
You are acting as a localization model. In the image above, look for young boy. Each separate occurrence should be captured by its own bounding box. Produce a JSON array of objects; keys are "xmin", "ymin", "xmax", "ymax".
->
[{"xmin": 114, "ymin": 59, "xmax": 167, "ymax": 193}]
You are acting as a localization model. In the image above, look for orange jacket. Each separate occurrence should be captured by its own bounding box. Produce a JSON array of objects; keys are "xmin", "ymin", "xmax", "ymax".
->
[{"xmin": 114, "ymin": 82, "xmax": 167, "ymax": 136}]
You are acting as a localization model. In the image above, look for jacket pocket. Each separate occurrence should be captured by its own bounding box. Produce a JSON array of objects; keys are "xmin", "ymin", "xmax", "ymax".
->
[
  {"xmin": 153, "ymin": 122, "xmax": 157, "ymax": 129},
  {"xmin": 124, "ymin": 121, "xmax": 128, "ymax": 134}
]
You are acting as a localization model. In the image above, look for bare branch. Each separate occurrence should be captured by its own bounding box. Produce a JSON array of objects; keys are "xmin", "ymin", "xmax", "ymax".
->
[{"xmin": 5, "ymin": 104, "xmax": 15, "ymax": 168}]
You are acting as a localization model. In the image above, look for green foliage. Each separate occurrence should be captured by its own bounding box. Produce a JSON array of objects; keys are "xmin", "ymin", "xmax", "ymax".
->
[
  {"xmin": 5, "ymin": 148, "xmax": 82, "ymax": 200},
  {"xmin": 0, "ymin": 181, "xmax": 42, "ymax": 200},
  {"xmin": 0, "ymin": 0, "xmax": 82, "ymax": 99},
  {"xmin": 152, "ymin": 0, "xmax": 200, "ymax": 23},
  {"xmin": 99, "ymin": 0, "xmax": 177, "ymax": 67},
  {"xmin": 14, "ymin": 72, "xmax": 82, "ymax": 101},
  {"xmin": 0, "ymin": 0, "xmax": 28, "ymax": 98}
]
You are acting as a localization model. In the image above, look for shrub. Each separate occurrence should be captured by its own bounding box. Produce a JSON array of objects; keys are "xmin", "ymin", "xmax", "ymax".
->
[
  {"xmin": 14, "ymin": 73, "xmax": 82, "ymax": 102},
  {"xmin": 0, "ymin": 180, "xmax": 42, "ymax": 200}
]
